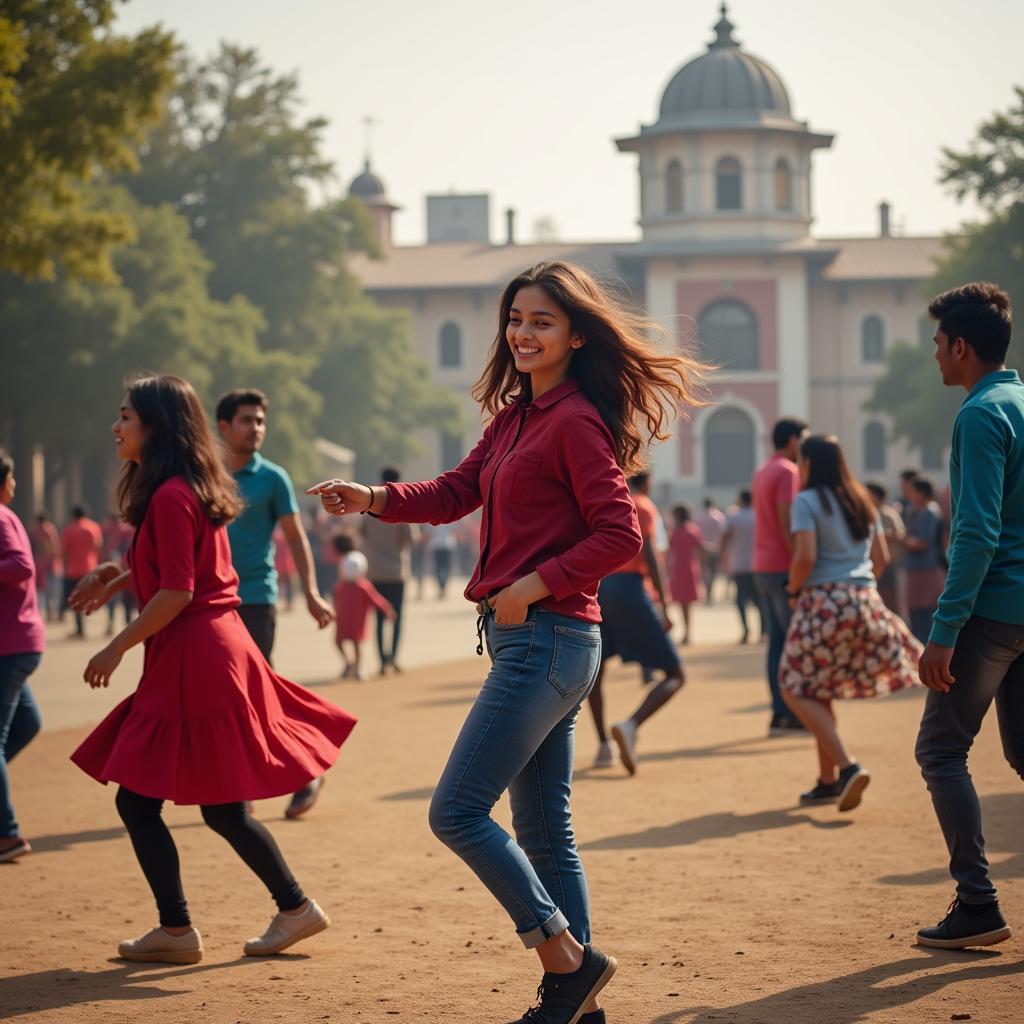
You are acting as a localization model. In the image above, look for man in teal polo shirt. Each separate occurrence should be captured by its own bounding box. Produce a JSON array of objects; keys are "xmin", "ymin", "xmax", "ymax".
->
[
  {"xmin": 914, "ymin": 283, "xmax": 1023, "ymax": 950},
  {"xmin": 217, "ymin": 389, "xmax": 334, "ymax": 818}
]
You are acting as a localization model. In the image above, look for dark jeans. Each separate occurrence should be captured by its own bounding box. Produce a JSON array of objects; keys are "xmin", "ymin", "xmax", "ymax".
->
[
  {"xmin": 64, "ymin": 576, "xmax": 85, "ymax": 634},
  {"xmin": 915, "ymin": 616, "xmax": 1024, "ymax": 905},
  {"xmin": 754, "ymin": 571, "xmax": 791, "ymax": 718},
  {"xmin": 0, "ymin": 652, "xmax": 43, "ymax": 837},
  {"xmin": 372, "ymin": 580, "xmax": 405, "ymax": 667},
  {"xmin": 115, "ymin": 787, "xmax": 305, "ymax": 927},
  {"xmin": 238, "ymin": 603, "xmax": 277, "ymax": 665},
  {"xmin": 733, "ymin": 572, "xmax": 761, "ymax": 638},
  {"xmin": 434, "ymin": 549, "xmax": 452, "ymax": 595}
]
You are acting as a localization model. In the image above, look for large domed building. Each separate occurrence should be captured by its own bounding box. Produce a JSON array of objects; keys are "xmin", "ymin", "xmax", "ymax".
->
[{"xmin": 349, "ymin": 4, "xmax": 944, "ymax": 498}]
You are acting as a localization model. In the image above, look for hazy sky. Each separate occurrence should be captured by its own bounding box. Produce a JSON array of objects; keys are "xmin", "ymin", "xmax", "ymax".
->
[{"xmin": 116, "ymin": 0, "xmax": 1022, "ymax": 246}]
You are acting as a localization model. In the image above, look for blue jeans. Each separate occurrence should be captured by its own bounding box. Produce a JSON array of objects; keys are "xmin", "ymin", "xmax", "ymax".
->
[
  {"xmin": 754, "ymin": 572, "xmax": 791, "ymax": 718},
  {"xmin": 0, "ymin": 652, "xmax": 43, "ymax": 838},
  {"xmin": 429, "ymin": 607, "xmax": 601, "ymax": 948},
  {"xmin": 915, "ymin": 616, "xmax": 1024, "ymax": 904}
]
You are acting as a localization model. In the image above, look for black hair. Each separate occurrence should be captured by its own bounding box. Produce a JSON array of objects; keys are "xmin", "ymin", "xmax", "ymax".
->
[
  {"xmin": 772, "ymin": 417, "xmax": 808, "ymax": 451},
  {"xmin": 628, "ymin": 471, "xmax": 651, "ymax": 489},
  {"xmin": 672, "ymin": 502, "xmax": 693, "ymax": 523},
  {"xmin": 216, "ymin": 388, "xmax": 268, "ymax": 425},
  {"xmin": 71, "ymin": 504, "xmax": 88, "ymax": 519},
  {"xmin": 899, "ymin": 468, "xmax": 920, "ymax": 482},
  {"xmin": 381, "ymin": 466, "xmax": 401, "ymax": 484},
  {"xmin": 332, "ymin": 532, "xmax": 356, "ymax": 556},
  {"xmin": 738, "ymin": 489, "xmax": 752, "ymax": 505},
  {"xmin": 799, "ymin": 435, "xmax": 874, "ymax": 541},
  {"xmin": 865, "ymin": 482, "xmax": 886, "ymax": 502},
  {"xmin": 911, "ymin": 478, "xmax": 935, "ymax": 499},
  {"xmin": 0, "ymin": 449, "xmax": 12, "ymax": 488},
  {"xmin": 928, "ymin": 282, "xmax": 1012, "ymax": 364}
]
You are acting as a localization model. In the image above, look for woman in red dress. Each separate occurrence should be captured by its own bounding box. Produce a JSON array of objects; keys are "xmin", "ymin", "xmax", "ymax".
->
[
  {"xmin": 666, "ymin": 503, "xmax": 706, "ymax": 644},
  {"xmin": 69, "ymin": 374, "xmax": 356, "ymax": 965}
]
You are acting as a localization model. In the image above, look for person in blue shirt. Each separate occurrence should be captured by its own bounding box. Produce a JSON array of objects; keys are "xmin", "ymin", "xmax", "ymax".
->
[
  {"xmin": 914, "ymin": 282, "xmax": 1023, "ymax": 951},
  {"xmin": 217, "ymin": 389, "xmax": 335, "ymax": 819}
]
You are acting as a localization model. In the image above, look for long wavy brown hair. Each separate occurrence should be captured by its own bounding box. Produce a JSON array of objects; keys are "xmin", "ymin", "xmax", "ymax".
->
[
  {"xmin": 117, "ymin": 374, "xmax": 244, "ymax": 527},
  {"xmin": 799, "ymin": 434, "xmax": 875, "ymax": 541},
  {"xmin": 472, "ymin": 261, "xmax": 710, "ymax": 471}
]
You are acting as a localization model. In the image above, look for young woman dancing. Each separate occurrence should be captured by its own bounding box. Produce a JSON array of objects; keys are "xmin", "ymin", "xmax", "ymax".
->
[
  {"xmin": 310, "ymin": 261, "xmax": 705, "ymax": 1024},
  {"xmin": 780, "ymin": 435, "xmax": 921, "ymax": 811},
  {"xmin": 70, "ymin": 374, "xmax": 356, "ymax": 964}
]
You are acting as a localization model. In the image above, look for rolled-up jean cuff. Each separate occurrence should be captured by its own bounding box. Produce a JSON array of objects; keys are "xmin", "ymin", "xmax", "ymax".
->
[{"xmin": 517, "ymin": 909, "xmax": 570, "ymax": 949}]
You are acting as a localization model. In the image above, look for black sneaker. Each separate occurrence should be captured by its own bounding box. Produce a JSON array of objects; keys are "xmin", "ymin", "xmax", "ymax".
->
[
  {"xmin": 768, "ymin": 714, "xmax": 809, "ymax": 737},
  {"xmin": 579, "ymin": 1012, "xmax": 606, "ymax": 1024},
  {"xmin": 508, "ymin": 945, "xmax": 617, "ymax": 1024},
  {"xmin": 799, "ymin": 780, "xmax": 841, "ymax": 805},
  {"xmin": 836, "ymin": 763, "xmax": 870, "ymax": 812},
  {"xmin": 917, "ymin": 896, "xmax": 1011, "ymax": 949},
  {"xmin": 285, "ymin": 776, "xmax": 325, "ymax": 819}
]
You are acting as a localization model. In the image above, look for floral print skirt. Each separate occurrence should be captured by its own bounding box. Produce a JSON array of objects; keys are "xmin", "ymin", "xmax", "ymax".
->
[{"xmin": 780, "ymin": 582, "xmax": 923, "ymax": 700}]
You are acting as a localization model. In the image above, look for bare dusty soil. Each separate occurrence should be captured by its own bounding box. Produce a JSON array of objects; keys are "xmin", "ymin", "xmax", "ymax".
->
[{"xmin": 2, "ymin": 643, "xmax": 1022, "ymax": 1023}]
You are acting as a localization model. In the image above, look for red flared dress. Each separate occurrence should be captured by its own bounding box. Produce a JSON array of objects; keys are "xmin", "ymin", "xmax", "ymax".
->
[{"xmin": 71, "ymin": 478, "xmax": 356, "ymax": 805}]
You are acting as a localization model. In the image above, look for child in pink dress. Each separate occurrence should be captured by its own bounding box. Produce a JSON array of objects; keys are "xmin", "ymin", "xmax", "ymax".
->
[
  {"xmin": 667, "ymin": 503, "xmax": 705, "ymax": 644},
  {"xmin": 333, "ymin": 552, "xmax": 395, "ymax": 680}
]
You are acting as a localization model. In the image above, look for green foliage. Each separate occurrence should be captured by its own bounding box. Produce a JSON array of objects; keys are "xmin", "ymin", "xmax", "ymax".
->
[
  {"xmin": 0, "ymin": 0, "xmax": 176, "ymax": 280},
  {"xmin": 868, "ymin": 86, "xmax": 1024, "ymax": 452}
]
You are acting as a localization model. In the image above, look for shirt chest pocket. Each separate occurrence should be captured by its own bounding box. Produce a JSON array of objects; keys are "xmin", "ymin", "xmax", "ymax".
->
[{"xmin": 501, "ymin": 451, "xmax": 543, "ymax": 505}]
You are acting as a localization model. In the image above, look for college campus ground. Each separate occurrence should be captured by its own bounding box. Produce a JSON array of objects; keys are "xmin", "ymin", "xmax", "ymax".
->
[{"xmin": 2, "ymin": 591, "xmax": 1021, "ymax": 1023}]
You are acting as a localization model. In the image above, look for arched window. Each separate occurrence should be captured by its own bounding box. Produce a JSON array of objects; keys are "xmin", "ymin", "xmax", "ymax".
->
[
  {"xmin": 704, "ymin": 407, "xmax": 756, "ymax": 487},
  {"xmin": 863, "ymin": 421, "xmax": 886, "ymax": 472},
  {"xmin": 861, "ymin": 315, "xmax": 885, "ymax": 363},
  {"xmin": 715, "ymin": 156, "xmax": 742, "ymax": 210},
  {"xmin": 665, "ymin": 159, "xmax": 684, "ymax": 213},
  {"xmin": 439, "ymin": 321, "xmax": 462, "ymax": 368},
  {"xmin": 698, "ymin": 300, "xmax": 759, "ymax": 371},
  {"xmin": 773, "ymin": 157, "xmax": 793, "ymax": 211}
]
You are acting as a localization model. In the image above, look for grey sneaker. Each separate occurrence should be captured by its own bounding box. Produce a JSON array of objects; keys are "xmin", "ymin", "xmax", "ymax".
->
[
  {"xmin": 592, "ymin": 742, "xmax": 616, "ymax": 769},
  {"xmin": 118, "ymin": 926, "xmax": 203, "ymax": 964},
  {"xmin": 243, "ymin": 899, "xmax": 330, "ymax": 956}
]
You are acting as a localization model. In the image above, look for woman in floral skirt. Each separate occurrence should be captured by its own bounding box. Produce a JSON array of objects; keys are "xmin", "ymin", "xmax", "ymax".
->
[{"xmin": 780, "ymin": 435, "xmax": 921, "ymax": 812}]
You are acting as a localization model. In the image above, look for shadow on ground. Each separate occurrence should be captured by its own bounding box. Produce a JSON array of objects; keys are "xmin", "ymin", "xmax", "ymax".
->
[
  {"xmin": 581, "ymin": 806, "xmax": 851, "ymax": 852},
  {"xmin": 878, "ymin": 791, "xmax": 1024, "ymax": 887},
  {"xmin": 646, "ymin": 949, "xmax": 1020, "ymax": 1024},
  {"xmin": 0, "ymin": 956, "xmax": 305, "ymax": 1018}
]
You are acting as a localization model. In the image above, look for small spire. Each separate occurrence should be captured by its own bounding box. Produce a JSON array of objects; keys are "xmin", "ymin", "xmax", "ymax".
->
[
  {"xmin": 710, "ymin": 1, "xmax": 739, "ymax": 49},
  {"xmin": 362, "ymin": 115, "xmax": 376, "ymax": 168}
]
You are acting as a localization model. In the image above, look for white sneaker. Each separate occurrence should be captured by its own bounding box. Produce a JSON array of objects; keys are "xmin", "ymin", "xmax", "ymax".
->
[
  {"xmin": 243, "ymin": 899, "xmax": 330, "ymax": 956},
  {"xmin": 592, "ymin": 741, "xmax": 616, "ymax": 769},
  {"xmin": 611, "ymin": 720, "xmax": 639, "ymax": 776},
  {"xmin": 118, "ymin": 926, "xmax": 203, "ymax": 964}
]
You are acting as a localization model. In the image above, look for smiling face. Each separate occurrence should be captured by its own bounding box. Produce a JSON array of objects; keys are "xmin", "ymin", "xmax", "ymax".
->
[
  {"xmin": 112, "ymin": 395, "xmax": 149, "ymax": 463},
  {"xmin": 506, "ymin": 285, "xmax": 583, "ymax": 397},
  {"xmin": 218, "ymin": 403, "xmax": 266, "ymax": 458}
]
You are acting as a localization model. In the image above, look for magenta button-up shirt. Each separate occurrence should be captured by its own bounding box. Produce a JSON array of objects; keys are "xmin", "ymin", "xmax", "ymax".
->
[{"xmin": 0, "ymin": 505, "xmax": 45, "ymax": 656}]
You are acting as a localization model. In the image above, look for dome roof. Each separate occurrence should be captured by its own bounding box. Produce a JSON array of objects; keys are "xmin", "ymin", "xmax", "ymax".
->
[
  {"xmin": 348, "ymin": 159, "xmax": 386, "ymax": 200},
  {"xmin": 659, "ymin": 4, "xmax": 791, "ymax": 121}
]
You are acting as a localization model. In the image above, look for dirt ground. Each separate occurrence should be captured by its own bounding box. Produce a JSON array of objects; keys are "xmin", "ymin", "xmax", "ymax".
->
[{"xmin": 2, "ymin": 641, "xmax": 1022, "ymax": 1023}]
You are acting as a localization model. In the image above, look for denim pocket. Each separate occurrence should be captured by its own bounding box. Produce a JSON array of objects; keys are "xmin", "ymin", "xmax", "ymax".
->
[
  {"xmin": 548, "ymin": 624, "xmax": 601, "ymax": 698},
  {"xmin": 981, "ymin": 618, "xmax": 1024, "ymax": 651}
]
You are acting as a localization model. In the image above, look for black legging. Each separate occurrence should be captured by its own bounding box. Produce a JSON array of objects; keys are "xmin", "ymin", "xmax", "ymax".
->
[{"xmin": 115, "ymin": 786, "xmax": 305, "ymax": 928}]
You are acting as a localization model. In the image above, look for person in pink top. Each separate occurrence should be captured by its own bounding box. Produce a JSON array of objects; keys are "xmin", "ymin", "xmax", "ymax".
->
[
  {"xmin": 332, "ymin": 551, "xmax": 396, "ymax": 680},
  {"xmin": 61, "ymin": 505, "xmax": 102, "ymax": 637},
  {"xmin": 0, "ymin": 450, "xmax": 46, "ymax": 863},
  {"xmin": 694, "ymin": 497, "xmax": 726, "ymax": 604},
  {"xmin": 752, "ymin": 416, "xmax": 808, "ymax": 736},
  {"xmin": 667, "ymin": 503, "xmax": 705, "ymax": 644}
]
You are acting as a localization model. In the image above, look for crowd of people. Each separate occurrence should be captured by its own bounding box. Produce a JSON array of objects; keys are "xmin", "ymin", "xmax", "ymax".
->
[{"xmin": 0, "ymin": 268, "xmax": 1020, "ymax": 1023}]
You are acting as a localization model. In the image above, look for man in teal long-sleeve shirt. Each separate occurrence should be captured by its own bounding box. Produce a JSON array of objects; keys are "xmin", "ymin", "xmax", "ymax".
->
[{"xmin": 914, "ymin": 282, "xmax": 1023, "ymax": 951}]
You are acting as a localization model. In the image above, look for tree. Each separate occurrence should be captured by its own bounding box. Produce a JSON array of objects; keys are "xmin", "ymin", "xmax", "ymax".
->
[
  {"xmin": 867, "ymin": 86, "xmax": 1024, "ymax": 453},
  {"xmin": 0, "ymin": 0, "xmax": 175, "ymax": 280}
]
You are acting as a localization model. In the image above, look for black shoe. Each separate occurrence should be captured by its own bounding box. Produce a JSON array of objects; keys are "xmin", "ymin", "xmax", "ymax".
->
[
  {"xmin": 836, "ymin": 762, "xmax": 870, "ymax": 812},
  {"xmin": 508, "ymin": 945, "xmax": 617, "ymax": 1024},
  {"xmin": 799, "ymin": 780, "xmax": 842, "ymax": 805},
  {"xmin": 285, "ymin": 776, "xmax": 325, "ymax": 819},
  {"xmin": 579, "ymin": 1012, "xmax": 606, "ymax": 1024},
  {"xmin": 768, "ymin": 714, "xmax": 808, "ymax": 737},
  {"xmin": 917, "ymin": 896, "xmax": 1011, "ymax": 949}
]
